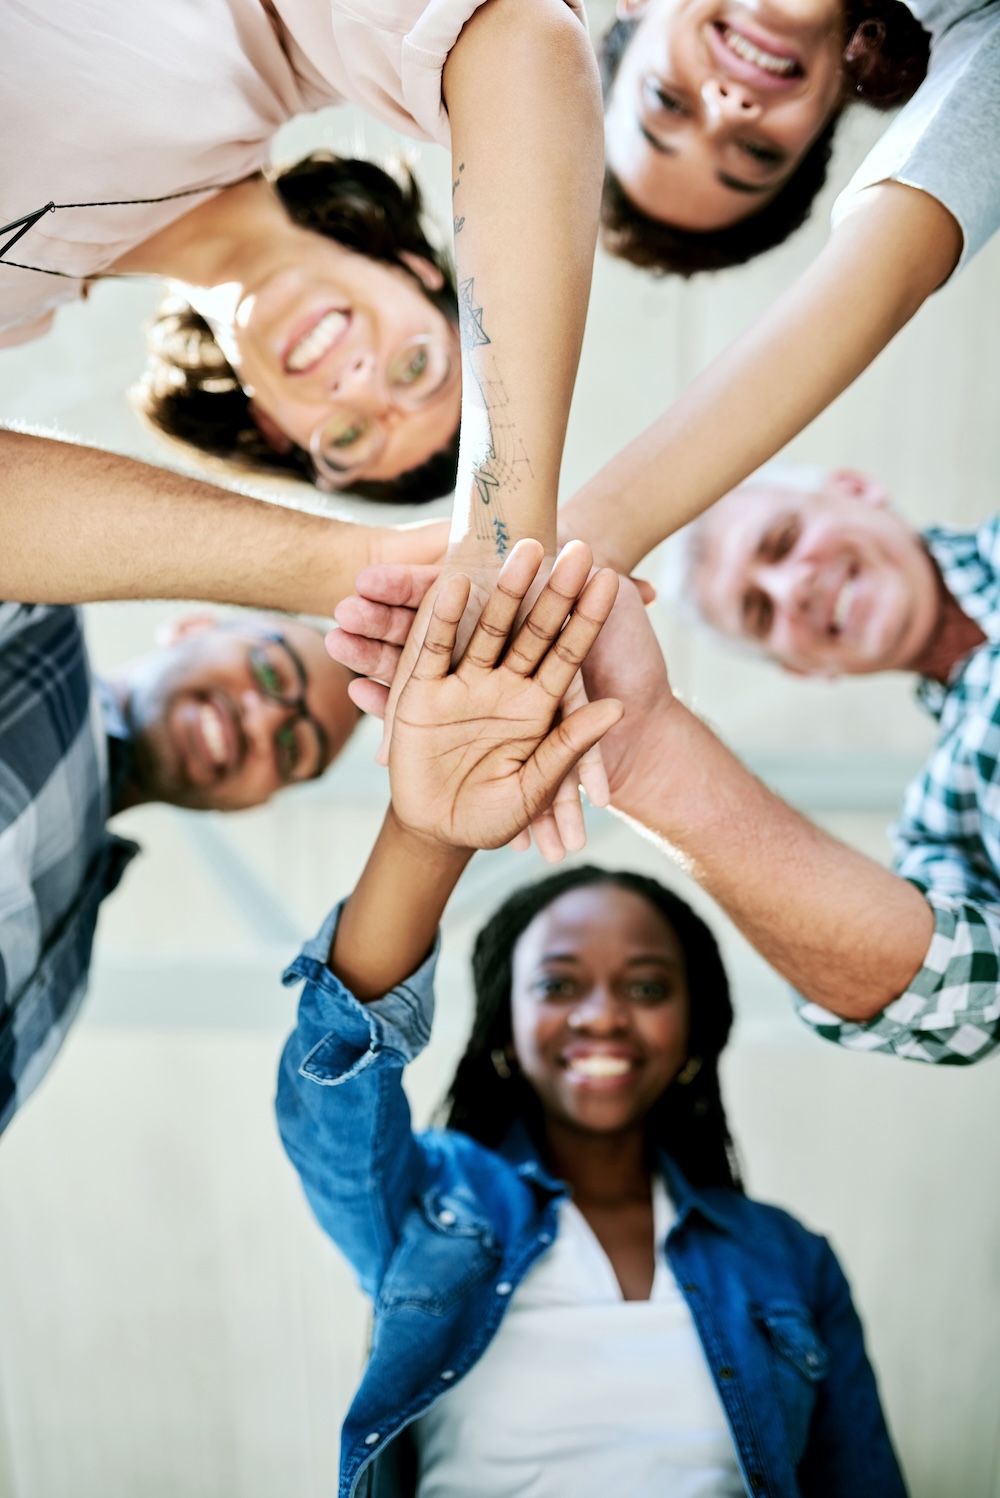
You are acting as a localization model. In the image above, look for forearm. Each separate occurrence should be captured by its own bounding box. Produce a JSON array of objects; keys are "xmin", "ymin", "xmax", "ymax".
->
[
  {"xmin": 330, "ymin": 807, "xmax": 472, "ymax": 1000},
  {"xmin": 443, "ymin": 0, "xmax": 603, "ymax": 561},
  {"xmin": 0, "ymin": 428, "xmax": 444, "ymax": 612},
  {"xmin": 562, "ymin": 183, "xmax": 962, "ymax": 573},
  {"xmin": 614, "ymin": 700, "xmax": 934, "ymax": 1018}
]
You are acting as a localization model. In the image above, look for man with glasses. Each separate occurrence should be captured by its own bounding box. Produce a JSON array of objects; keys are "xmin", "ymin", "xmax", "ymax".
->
[{"xmin": 0, "ymin": 601, "xmax": 359, "ymax": 1138}]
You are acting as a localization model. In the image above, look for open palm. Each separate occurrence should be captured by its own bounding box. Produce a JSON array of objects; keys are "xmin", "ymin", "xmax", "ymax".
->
[{"xmin": 390, "ymin": 541, "xmax": 623, "ymax": 851}]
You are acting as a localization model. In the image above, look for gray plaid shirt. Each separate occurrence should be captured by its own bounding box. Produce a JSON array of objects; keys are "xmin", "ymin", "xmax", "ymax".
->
[
  {"xmin": 0, "ymin": 604, "xmax": 136, "ymax": 1135},
  {"xmin": 796, "ymin": 520, "xmax": 1000, "ymax": 1065}
]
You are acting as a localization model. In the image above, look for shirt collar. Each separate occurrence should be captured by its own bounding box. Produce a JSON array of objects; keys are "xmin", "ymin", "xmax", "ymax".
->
[
  {"xmin": 497, "ymin": 1123, "xmax": 736, "ymax": 1234},
  {"xmin": 917, "ymin": 523, "xmax": 1000, "ymax": 716}
]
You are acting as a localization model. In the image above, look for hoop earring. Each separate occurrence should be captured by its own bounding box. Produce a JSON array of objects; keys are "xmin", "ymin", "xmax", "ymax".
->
[
  {"xmin": 491, "ymin": 1048, "xmax": 513, "ymax": 1081},
  {"xmin": 676, "ymin": 1056, "xmax": 702, "ymax": 1087}
]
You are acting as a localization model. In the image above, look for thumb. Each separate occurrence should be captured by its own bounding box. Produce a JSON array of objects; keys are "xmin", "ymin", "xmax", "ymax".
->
[{"xmin": 522, "ymin": 699, "xmax": 625, "ymax": 816}]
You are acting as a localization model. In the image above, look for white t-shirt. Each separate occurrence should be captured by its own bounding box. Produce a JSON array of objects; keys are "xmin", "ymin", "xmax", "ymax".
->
[
  {"xmin": 0, "ymin": 0, "xmax": 586, "ymax": 345},
  {"xmin": 832, "ymin": 0, "xmax": 1000, "ymax": 271},
  {"xmin": 412, "ymin": 1176, "xmax": 745, "ymax": 1498}
]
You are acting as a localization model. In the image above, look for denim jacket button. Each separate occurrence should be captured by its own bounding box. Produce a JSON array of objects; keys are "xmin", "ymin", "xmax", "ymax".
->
[
  {"xmin": 438, "ymin": 1209, "xmax": 457, "ymax": 1226},
  {"xmin": 538, "ymin": 1233, "xmax": 552, "ymax": 1246},
  {"xmin": 364, "ymin": 1433, "xmax": 381, "ymax": 1446},
  {"xmin": 440, "ymin": 1370, "xmax": 456, "ymax": 1382},
  {"xmin": 495, "ymin": 1281, "xmax": 513, "ymax": 1296}
]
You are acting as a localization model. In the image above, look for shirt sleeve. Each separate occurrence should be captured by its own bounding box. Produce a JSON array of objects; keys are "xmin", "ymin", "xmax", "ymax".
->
[
  {"xmin": 275, "ymin": 899, "xmax": 442, "ymax": 1296},
  {"xmin": 831, "ymin": 9, "xmax": 1000, "ymax": 273},
  {"xmin": 793, "ymin": 852, "xmax": 1000, "ymax": 1065}
]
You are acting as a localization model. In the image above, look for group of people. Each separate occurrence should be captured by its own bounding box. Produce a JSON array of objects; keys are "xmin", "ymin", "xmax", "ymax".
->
[{"xmin": 2, "ymin": 0, "xmax": 998, "ymax": 1491}]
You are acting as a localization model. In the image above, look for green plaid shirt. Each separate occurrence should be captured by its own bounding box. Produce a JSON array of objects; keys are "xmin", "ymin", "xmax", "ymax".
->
[{"xmin": 796, "ymin": 521, "xmax": 1000, "ymax": 1064}]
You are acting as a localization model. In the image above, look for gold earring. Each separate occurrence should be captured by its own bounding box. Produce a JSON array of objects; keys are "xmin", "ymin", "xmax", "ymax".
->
[
  {"xmin": 491, "ymin": 1048, "xmax": 513, "ymax": 1081},
  {"xmin": 676, "ymin": 1056, "xmax": 702, "ymax": 1086}
]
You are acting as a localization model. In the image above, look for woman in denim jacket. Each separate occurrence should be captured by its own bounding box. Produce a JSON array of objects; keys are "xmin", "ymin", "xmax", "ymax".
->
[{"xmin": 276, "ymin": 540, "xmax": 906, "ymax": 1498}]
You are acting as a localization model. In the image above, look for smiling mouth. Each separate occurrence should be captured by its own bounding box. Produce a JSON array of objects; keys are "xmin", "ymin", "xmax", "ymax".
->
[
  {"xmin": 715, "ymin": 22, "xmax": 802, "ymax": 76},
  {"xmin": 284, "ymin": 308, "xmax": 351, "ymax": 375},
  {"xmin": 831, "ymin": 573, "xmax": 859, "ymax": 636},
  {"xmin": 564, "ymin": 1055, "xmax": 635, "ymax": 1078}
]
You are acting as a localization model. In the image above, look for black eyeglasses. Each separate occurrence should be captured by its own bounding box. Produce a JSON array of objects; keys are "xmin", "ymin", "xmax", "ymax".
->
[{"xmin": 247, "ymin": 631, "xmax": 330, "ymax": 784}]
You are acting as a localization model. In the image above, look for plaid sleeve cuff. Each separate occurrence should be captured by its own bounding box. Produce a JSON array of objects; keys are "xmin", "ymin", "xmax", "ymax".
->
[{"xmin": 793, "ymin": 893, "xmax": 1000, "ymax": 1065}]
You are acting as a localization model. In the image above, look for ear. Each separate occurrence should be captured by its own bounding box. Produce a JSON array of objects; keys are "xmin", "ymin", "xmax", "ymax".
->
[
  {"xmin": 154, "ymin": 611, "xmax": 218, "ymax": 649},
  {"xmin": 248, "ymin": 399, "xmax": 294, "ymax": 455},
  {"xmin": 398, "ymin": 251, "xmax": 445, "ymax": 294},
  {"xmin": 827, "ymin": 468, "xmax": 889, "ymax": 509}
]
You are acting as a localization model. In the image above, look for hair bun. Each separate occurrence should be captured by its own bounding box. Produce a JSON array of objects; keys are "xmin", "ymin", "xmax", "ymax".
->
[{"xmin": 843, "ymin": 0, "xmax": 930, "ymax": 109}]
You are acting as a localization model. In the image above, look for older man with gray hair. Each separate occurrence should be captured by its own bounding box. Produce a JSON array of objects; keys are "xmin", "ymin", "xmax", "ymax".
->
[{"xmin": 657, "ymin": 464, "xmax": 999, "ymax": 1064}]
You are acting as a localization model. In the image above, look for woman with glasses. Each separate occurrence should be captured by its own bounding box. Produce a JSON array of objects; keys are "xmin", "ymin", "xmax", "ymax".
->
[
  {"xmin": 0, "ymin": 0, "xmax": 601, "ymax": 602},
  {"xmin": 276, "ymin": 542, "xmax": 905, "ymax": 1498}
]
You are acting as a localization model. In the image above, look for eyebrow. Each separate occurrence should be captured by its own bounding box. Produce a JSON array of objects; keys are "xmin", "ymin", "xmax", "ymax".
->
[
  {"xmin": 538, "ymin": 950, "xmax": 680, "ymax": 969},
  {"xmin": 638, "ymin": 122, "xmax": 778, "ymax": 196}
]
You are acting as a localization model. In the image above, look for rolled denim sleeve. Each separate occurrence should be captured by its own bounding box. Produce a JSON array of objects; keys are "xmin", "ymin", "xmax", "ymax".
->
[
  {"xmin": 276, "ymin": 900, "xmax": 441, "ymax": 1295},
  {"xmin": 793, "ymin": 877, "xmax": 1000, "ymax": 1066}
]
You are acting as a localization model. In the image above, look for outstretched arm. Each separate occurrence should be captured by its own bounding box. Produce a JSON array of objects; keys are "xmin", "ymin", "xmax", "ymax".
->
[
  {"xmin": 579, "ymin": 581, "xmax": 933, "ymax": 1020},
  {"xmin": 331, "ymin": 539, "xmax": 623, "ymax": 998},
  {"xmin": 0, "ymin": 428, "xmax": 448, "ymax": 612},
  {"xmin": 443, "ymin": 0, "xmax": 604, "ymax": 565},
  {"xmin": 561, "ymin": 183, "xmax": 963, "ymax": 573}
]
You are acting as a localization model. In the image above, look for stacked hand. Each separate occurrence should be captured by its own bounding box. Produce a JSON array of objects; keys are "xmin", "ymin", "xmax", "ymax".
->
[{"xmin": 386, "ymin": 540, "xmax": 624, "ymax": 851}]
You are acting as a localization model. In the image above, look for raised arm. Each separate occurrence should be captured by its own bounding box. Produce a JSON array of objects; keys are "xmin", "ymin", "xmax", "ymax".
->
[
  {"xmin": 561, "ymin": 183, "xmax": 963, "ymax": 574},
  {"xmin": 0, "ymin": 427, "xmax": 447, "ymax": 611},
  {"xmin": 442, "ymin": 0, "xmax": 604, "ymax": 565},
  {"xmin": 580, "ymin": 580, "xmax": 933, "ymax": 1020}
]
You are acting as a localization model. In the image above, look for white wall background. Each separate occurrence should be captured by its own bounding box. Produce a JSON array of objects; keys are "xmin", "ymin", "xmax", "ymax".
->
[{"xmin": 0, "ymin": 19, "xmax": 999, "ymax": 1493}]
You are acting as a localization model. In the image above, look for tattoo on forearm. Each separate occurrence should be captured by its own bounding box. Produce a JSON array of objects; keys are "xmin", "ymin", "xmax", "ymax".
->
[
  {"xmin": 453, "ymin": 161, "xmax": 465, "ymax": 236},
  {"xmin": 459, "ymin": 278, "xmax": 490, "ymax": 349}
]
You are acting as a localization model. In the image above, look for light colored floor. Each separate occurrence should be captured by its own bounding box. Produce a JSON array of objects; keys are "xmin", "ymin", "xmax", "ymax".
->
[{"xmin": 2, "ymin": 59, "xmax": 1000, "ymax": 1498}]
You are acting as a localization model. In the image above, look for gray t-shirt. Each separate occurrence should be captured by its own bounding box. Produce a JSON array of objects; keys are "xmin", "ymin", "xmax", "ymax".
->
[{"xmin": 832, "ymin": 0, "xmax": 1000, "ymax": 271}]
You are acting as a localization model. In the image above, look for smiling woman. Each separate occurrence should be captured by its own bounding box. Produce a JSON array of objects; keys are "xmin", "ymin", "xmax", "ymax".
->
[
  {"xmin": 600, "ymin": 0, "xmax": 929, "ymax": 273},
  {"xmin": 133, "ymin": 154, "xmax": 463, "ymax": 505}
]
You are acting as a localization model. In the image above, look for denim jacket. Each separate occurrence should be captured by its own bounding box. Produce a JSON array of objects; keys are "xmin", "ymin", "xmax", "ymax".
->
[{"xmin": 276, "ymin": 905, "xmax": 907, "ymax": 1498}]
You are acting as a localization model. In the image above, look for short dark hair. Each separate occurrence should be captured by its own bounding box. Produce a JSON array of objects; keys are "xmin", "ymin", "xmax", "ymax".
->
[
  {"xmin": 133, "ymin": 152, "xmax": 460, "ymax": 505},
  {"xmin": 599, "ymin": 0, "xmax": 930, "ymax": 277},
  {"xmin": 443, "ymin": 865, "xmax": 743, "ymax": 1191}
]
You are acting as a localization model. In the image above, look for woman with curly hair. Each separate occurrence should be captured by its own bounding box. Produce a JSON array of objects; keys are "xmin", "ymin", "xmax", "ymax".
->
[
  {"xmin": 0, "ymin": 0, "xmax": 601, "ymax": 602},
  {"xmin": 277, "ymin": 541, "xmax": 905, "ymax": 1498}
]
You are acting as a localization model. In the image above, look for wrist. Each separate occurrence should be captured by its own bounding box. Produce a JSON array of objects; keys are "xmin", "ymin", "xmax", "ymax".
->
[
  {"xmin": 610, "ymin": 696, "xmax": 693, "ymax": 826},
  {"xmin": 385, "ymin": 804, "xmax": 475, "ymax": 871}
]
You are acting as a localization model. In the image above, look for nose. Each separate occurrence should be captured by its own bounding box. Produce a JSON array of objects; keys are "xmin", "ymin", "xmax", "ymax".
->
[
  {"xmin": 329, "ymin": 350, "xmax": 389, "ymax": 412},
  {"xmin": 701, "ymin": 77, "xmax": 763, "ymax": 128},
  {"xmin": 567, "ymin": 985, "xmax": 628, "ymax": 1034}
]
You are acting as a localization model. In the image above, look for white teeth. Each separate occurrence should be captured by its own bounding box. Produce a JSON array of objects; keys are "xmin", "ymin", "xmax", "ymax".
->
[
  {"xmin": 723, "ymin": 26, "xmax": 797, "ymax": 75},
  {"xmin": 199, "ymin": 703, "xmax": 227, "ymax": 767},
  {"xmin": 286, "ymin": 309, "xmax": 348, "ymax": 373},
  {"xmin": 832, "ymin": 577, "xmax": 857, "ymax": 634},
  {"xmin": 567, "ymin": 1055, "xmax": 632, "ymax": 1078}
]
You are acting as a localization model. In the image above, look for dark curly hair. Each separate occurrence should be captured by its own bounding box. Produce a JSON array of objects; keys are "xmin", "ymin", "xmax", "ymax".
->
[
  {"xmin": 599, "ymin": 0, "xmax": 930, "ymax": 277},
  {"xmin": 133, "ymin": 152, "xmax": 460, "ymax": 504},
  {"xmin": 444, "ymin": 865, "xmax": 743, "ymax": 1191}
]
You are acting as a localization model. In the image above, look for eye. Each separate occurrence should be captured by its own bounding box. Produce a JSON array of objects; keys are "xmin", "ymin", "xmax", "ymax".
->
[
  {"xmin": 254, "ymin": 658, "xmax": 283, "ymax": 695},
  {"xmin": 643, "ymin": 77, "xmax": 686, "ymax": 115},
  {"xmin": 743, "ymin": 588, "xmax": 774, "ymax": 640},
  {"xmin": 399, "ymin": 346, "xmax": 429, "ymax": 385},
  {"xmin": 740, "ymin": 139, "xmax": 785, "ymax": 166},
  {"xmin": 275, "ymin": 722, "xmax": 300, "ymax": 781},
  {"xmin": 627, "ymin": 980, "xmax": 671, "ymax": 1004},
  {"xmin": 533, "ymin": 976, "xmax": 577, "ymax": 1001},
  {"xmin": 331, "ymin": 419, "xmax": 367, "ymax": 452}
]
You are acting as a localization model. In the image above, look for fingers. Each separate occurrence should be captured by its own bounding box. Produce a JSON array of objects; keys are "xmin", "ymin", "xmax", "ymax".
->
[
  {"xmin": 326, "ymin": 627, "xmax": 403, "ymax": 683},
  {"xmin": 502, "ymin": 540, "xmax": 594, "ymax": 679},
  {"xmin": 555, "ymin": 672, "xmax": 609, "ymax": 811},
  {"xmin": 533, "ymin": 566, "xmax": 620, "ymax": 703},
  {"xmin": 509, "ymin": 828, "xmax": 532, "ymax": 853},
  {"xmin": 531, "ymin": 807, "xmax": 571, "ymax": 865},
  {"xmin": 550, "ymin": 774, "xmax": 588, "ymax": 854},
  {"xmin": 334, "ymin": 594, "xmax": 416, "ymax": 648},
  {"xmin": 352, "ymin": 563, "xmax": 442, "ymax": 609},
  {"xmin": 458, "ymin": 539, "xmax": 546, "ymax": 674},
  {"xmin": 347, "ymin": 677, "xmax": 390, "ymax": 719},
  {"xmin": 410, "ymin": 574, "xmax": 472, "ymax": 682},
  {"xmin": 523, "ymin": 698, "xmax": 625, "ymax": 818},
  {"xmin": 632, "ymin": 576, "xmax": 657, "ymax": 606}
]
